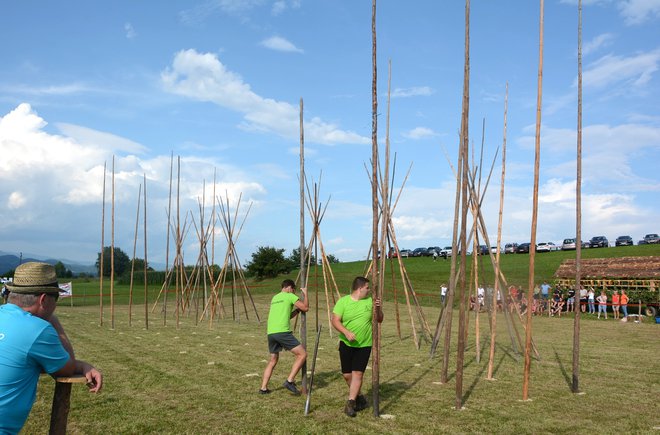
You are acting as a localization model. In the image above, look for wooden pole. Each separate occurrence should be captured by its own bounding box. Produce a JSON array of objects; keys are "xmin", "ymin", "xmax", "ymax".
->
[
  {"xmin": 523, "ymin": 0, "xmax": 544, "ymax": 402},
  {"xmin": 128, "ymin": 183, "xmax": 142, "ymax": 327},
  {"xmin": 370, "ymin": 0, "xmax": 381, "ymax": 417},
  {"xmin": 299, "ymin": 97, "xmax": 308, "ymax": 395},
  {"xmin": 487, "ymin": 83, "xmax": 508, "ymax": 380},
  {"xmin": 143, "ymin": 173, "xmax": 149, "ymax": 330},
  {"xmin": 176, "ymin": 156, "xmax": 181, "ymax": 329},
  {"xmin": 455, "ymin": 0, "xmax": 470, "ymax": 410},
  {"xmin": 571, "ymin": 0, "xmax": 583, "ymax": 393},
  {"xmin": 99, "ymin": 161, "xmax": 106, "ymax": 326},
  {"xmin": 110, "ymin": 156, "xmax": 115, "ymax": 330},
  {"xmin": 164, "ymin": 153, "xmax": 173, "ymax": 325}
]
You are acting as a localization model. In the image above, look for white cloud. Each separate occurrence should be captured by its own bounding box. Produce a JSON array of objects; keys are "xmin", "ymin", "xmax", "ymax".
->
[
  {"xmin": 8, "ymin": 192, "xmax": 26, "ymax": 209},
  {"xmin": 403, "ymin": 127, "xmax": 436, "ymax": 140},
  {"xmin": 581, "ymin": 49, "xmax": 660, "ymax": 89},
  {"xmin": 618, "ymin": 0, "xmax": 660, "ymax": 25},
  {"xmin": 179, "ymin": 0, "xmax": 265, "ymax": 24},
  {"xmin": 391, "ymin": 86, "xmax": 434, "ymax": 98},
  {"xmin": 260, "ymin": 36, "xmax": 304, "ymax": 53},
  {"xmin": 161, "ymin": 49, "xmax": 369, "ymax": 145},
  {"xmin": 0, "ymin": 83, "xmax": 93, "ymax": 96},
  {"xmin": 272, "ymin": 1, "xmax": 286, "ymax": 15},
  {"xmin": 124, "ymin": 22, "xmax": 137, "ymax": 39},
  {"xmin": 582, "ymin": 33, "xmax": 614, "ymax": 56},
  {"xmin": 55, "ymin": 123, "xmax": 148, "ymax": 154}
]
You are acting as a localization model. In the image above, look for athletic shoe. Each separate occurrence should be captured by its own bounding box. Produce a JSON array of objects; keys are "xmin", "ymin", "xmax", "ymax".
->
[
  {"xmin": 344, "ymin": 399, "xmax": 357, "ymax": 417},
  {"xmin": 258, "ymin": 388, "xmax": 271, "ymax": 395},
  {"xmin": 283, "ymin": 380, "xmax": 301, "ymax": 396},
  {"xmin": 355, "ymin": 394, "xmax": 368, "ymax": 411}
]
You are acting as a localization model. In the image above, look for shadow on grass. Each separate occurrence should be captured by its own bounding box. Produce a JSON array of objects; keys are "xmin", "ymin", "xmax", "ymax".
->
[
  {"xmin": 462, "ymin": 355, "xmax": 489, "ymax": 404},
  {"xmin": 379, "ymin": 359, "xmax": 440, "ymax": 414},
  {"xmin": 553, "ymin": 347, "xmax": 572, "ymax": 390},
  {"xmin": 309, "ymin": 370, "xmax": 343, "ymax": 390}
]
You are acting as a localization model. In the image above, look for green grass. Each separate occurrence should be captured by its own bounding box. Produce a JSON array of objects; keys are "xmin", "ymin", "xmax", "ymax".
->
[
  {"xmin": 24, "ymin": 297, "xmax": 659, "ymax": 434},
  {"xmin": 21, "ymin": 245, "xmax": 659, "ymax": 433}
]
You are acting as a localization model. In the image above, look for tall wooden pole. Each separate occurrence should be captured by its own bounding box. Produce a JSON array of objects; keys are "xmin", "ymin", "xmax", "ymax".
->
[
  {"xmin": 487, "ymin": 83, "xmax": 508, "ymax": 380},
  {"xmin": 110, "ymin": 156, "xmax": 115, "ymax": 330},
  {"xmin": 128, "ymin": 184, "xmax": 142, "ymax": 327},
  {"xmin": 571, "ymin": 0, "xmax": 583, "ymax": 393},
  {"xmin": 370, "ymin": 0, "xmax": 381, "ymax": 417},
  {"xmin": 299, "ymin": 97, "xmax": 308, "ymax": 394},
  {"xmin": 164, "ymin": 153, "xmax": 173, "ymax": 325},
  {"xmin": 523, "ymin": 0, "xmax": 544, "ymax": 401},
  {"xmin": 99, "ymin": 161, "xmax": 106, "ymax": 326},
  {"xmin": 455, "ymin": 0, "xmax": 470, "ymax": 410},
  {"xmin": 143, "ymin": 173, "xmax": 149, "ymax": 330}
]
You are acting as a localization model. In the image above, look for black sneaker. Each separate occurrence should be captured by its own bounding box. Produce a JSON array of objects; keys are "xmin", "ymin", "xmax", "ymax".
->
[
  {"xmin": 258, "ymin": 388, "xmax": 271, "ymax": 395},
  {"xmin": 355, "ymin": 394, "xmax": 368, "ymax": 411},
  {"xmin": 283, "ymin": 380, "xmax": 301, "ymax": 396},
  {"xmin": 344, "ymin": 399, "xmax": 357, "ymax": 417}
]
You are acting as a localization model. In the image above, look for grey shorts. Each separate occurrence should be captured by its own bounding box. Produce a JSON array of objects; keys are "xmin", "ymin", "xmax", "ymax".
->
[{"xmin": 267, "ymin": 332, "xmax": 301, "ymax": 354}]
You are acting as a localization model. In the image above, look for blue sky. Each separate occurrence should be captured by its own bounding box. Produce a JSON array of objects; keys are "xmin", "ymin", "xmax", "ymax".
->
[{"xmin": 1, "ymin": 0, "xmax": 659, "ymax": 267}]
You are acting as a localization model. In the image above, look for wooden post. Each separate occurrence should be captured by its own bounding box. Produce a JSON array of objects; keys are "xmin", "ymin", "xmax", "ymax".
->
[
  {"xmin": 128, "ymin": 184, "xmax": 142, "ymax": 327},
  {"xmin": 110, "ymin": 156, "xmax": 115, "ymax": 330},
  {"xmin": 487, "ymin": 83, "xmax": 508, "ymax": 380},
  {"xmin": 523, "ymin": 0, "xmax": 544, "ymax": 402},
  {"xmin": 299, "ymin": 97, "xmax": 308, "ymax": 395},
  {"xmin": 571, "ymin": 0, "xmax": 583, "ymax": 393},
  {"xmin": 370, "ymin": 0, "xmax": 381, "ymax": 417},
  {"xmin": 99, "ymin": 162, "xmax": 106, "ymax": 326},
  {"xmin": 143, "ymin": 173, "xmax": 149, "ymax": 329},
  {"xmin": 455, "ymin": 0, "xmax": 471, "ymax": 410},
  {"xmin": 49, "ymin": 375, "xmax": 87, "ymax": 435}
]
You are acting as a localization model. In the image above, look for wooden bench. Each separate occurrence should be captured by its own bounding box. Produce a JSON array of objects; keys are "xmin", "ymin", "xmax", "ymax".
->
[{"xmin": 49, "ymin": 375, "xmax": 87, "ymax": 435}]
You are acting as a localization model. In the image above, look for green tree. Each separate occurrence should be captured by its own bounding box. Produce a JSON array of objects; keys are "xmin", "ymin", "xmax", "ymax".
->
[
  {"xmin": 326, "ymin": 254, "xmax": 340, "ymax": 264},
  {"xmin": 245, "ymin": 246, "xmax": 291, "ymax": 280},
  {"xmin": 95, "ymin": 246, "xmax": 131, "ymax": 277},
  {"xmin": 288, "ymin": 248, "xmax": 317, "ymax": 267},
  {"xmin": 53, "ymin": 261, "xmax": 73, "ymax": 278}
]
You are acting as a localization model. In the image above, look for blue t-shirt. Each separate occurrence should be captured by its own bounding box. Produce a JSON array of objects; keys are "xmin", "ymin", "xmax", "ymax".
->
[{"xmin": 0, "ymin": 304, "xmax": 70, "ymax": 434}]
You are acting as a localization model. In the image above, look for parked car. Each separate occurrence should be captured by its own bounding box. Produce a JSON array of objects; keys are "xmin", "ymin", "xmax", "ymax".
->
[
  {"xmin": 399, "ymin": 249, "xmax": 411, "ymax": 258},
  {"xmin": 412, "ymin": 247, "xmax": 427, "ymax": 257},
  {"xmin": 490, "ymin": 246, "xmax": 501, "ymax": 254},
  {"xmin": 643, "ymin": 233, "xmax": 660, "ymax": 244},
  {"xmin": 504, "ymin": 243, "xmax": 519, "ymax": 254},
  {"xmin": 562, "ymin": 238, "xmax": 576, "ymax": 250},
  {"xmin": 589, "ymin": 236, "xmax": 609, "ymax": 248},
  {"xmin": 537, "ymin": 242, "xmax": 557, "ymax": 252},
  {"xmin": 615, "ymin": 235, "xmax": 633, "ymax": 246},
  {"xmin": 516, "ymin": 243, "xmax": 532, "ymax": 254},
  {"xmin": 475, "ymin": 245, "xmax": 489, "ymax": 255},
  {"xmin": 427, "ymin": 246, "xmax": 441, "ymax": 257},
  {"xmin": 440, "ymin": 246, "xmax": 453, "ymax": 257}
]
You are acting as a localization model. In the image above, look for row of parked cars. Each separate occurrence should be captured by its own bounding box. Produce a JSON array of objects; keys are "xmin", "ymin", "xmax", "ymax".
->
[
  {"xmin": 503, "ymin": 233, "xmax": 659, "ymax": 253},
  {"xmin": 390, "ymin": 233, "xmax": 659, "ymax": 258}
]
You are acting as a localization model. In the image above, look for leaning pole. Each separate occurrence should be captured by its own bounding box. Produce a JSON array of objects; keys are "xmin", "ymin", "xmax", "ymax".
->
[
  {"xmin": 370, "ymin": 0, "xmax": 381, "ymax": 418},
  {"xmin": 299, "ymin": 97, "xmax": 308, "ymax": 395},
  {"xmin": 571, "ymin": 0, "xmax": 583, "ymax": 394},
  {"xmin": 523, "ymin": 0, "xmax": 544, "ymax": 401}
]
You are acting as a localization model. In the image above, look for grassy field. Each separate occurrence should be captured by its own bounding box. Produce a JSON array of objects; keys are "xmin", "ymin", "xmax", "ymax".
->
[
  {"xmin": 18, "ymin": 244, "xmax": 660, "ymax": 433},
  {"xmin": 23, "ymin": 296, "xmax": 660, "ymax": 433}
]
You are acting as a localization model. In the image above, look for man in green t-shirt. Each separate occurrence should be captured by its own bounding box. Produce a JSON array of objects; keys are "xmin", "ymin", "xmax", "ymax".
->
[
  {"xmin": 259, "ymin": 279, "xmax": 308, "ymax": 395},
  {"xmin": 331, "ymin": 276, "xmax": 383, "ymax": 417}
]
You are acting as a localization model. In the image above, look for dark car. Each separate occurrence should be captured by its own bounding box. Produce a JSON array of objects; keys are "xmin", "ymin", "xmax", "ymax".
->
[
  {"xmin": 589, "ymin": 236, "xmax": 609, "ymax": 248},
  {"xmin": 644, "ymin": 233, "xmax": 660, "ymax": 244},
  {"xmin": 427, "ymin": 246, "xmax": 441, "ymax": 257},
  {"xmin": 412, "ymin": 247, "xmax": 427, "ymax": 257},
  {"xmin": 615, "ymin": 235, "xmax": 633, "ymax": 246},
  {"xmin": 516, "ymin": 243, "xmax": 531, "ymax": 253},
  {"xmin": 504, "ymin": 243, "xmax": 519, "ymax": 254}
]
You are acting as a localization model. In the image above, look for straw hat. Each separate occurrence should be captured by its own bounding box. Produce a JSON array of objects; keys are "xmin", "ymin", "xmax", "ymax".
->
[{"xmin": 5, "ymin": 262, "xmax": 61, "ymax": 295}]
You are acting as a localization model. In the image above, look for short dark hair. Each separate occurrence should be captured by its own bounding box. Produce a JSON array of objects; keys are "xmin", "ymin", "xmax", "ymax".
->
[
  {"xmin": 351, "ymin": 276, "xmax": 369, "ymax": 291},
  {"xmin": 281, "ymin": 279, "xmax": 296, "ymax": 290}
]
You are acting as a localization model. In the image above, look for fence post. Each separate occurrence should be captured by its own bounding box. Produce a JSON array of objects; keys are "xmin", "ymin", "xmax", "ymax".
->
[{"xmin": 49, "ymin": 375, "xmax": 87, "ymax": 435}]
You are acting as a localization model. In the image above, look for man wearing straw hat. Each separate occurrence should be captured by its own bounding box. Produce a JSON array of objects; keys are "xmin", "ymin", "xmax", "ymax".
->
[{"xmin": 0, "ymin": 262, "xmax": 103, "ymax": 434}]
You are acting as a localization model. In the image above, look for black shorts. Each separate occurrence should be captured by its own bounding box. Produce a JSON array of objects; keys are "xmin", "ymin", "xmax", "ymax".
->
[
  {"xmin": 267, "ymin": 332, "xmax": 300, "ymax": 354},
  {"xmin": 339, "ymin": 341, "xmax": 372, "ymax": 374}
]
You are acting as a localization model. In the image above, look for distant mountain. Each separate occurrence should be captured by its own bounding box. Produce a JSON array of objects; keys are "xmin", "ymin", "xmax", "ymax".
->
[{"xmin": 0, "ymin": 253, "xmax": 98, "ymax": 277}]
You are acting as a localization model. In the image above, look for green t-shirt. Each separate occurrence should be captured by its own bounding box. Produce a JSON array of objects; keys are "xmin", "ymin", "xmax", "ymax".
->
[
  {"xmin": 267, "ymin": 291, "xmax": 299, "ymax": 334},
  {"xmin": 333, "ymin": 295, "xmax": 373, "ymax": 348}
]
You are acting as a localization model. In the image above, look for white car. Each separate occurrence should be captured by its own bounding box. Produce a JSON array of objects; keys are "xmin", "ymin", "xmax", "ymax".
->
[
  {"xmin": 440, "ymin": 246, "xmax": 453, "ymax": 257},
  {"xmin": 537, "ymin": 242, "xmax": 556, "ymax": 252}
]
